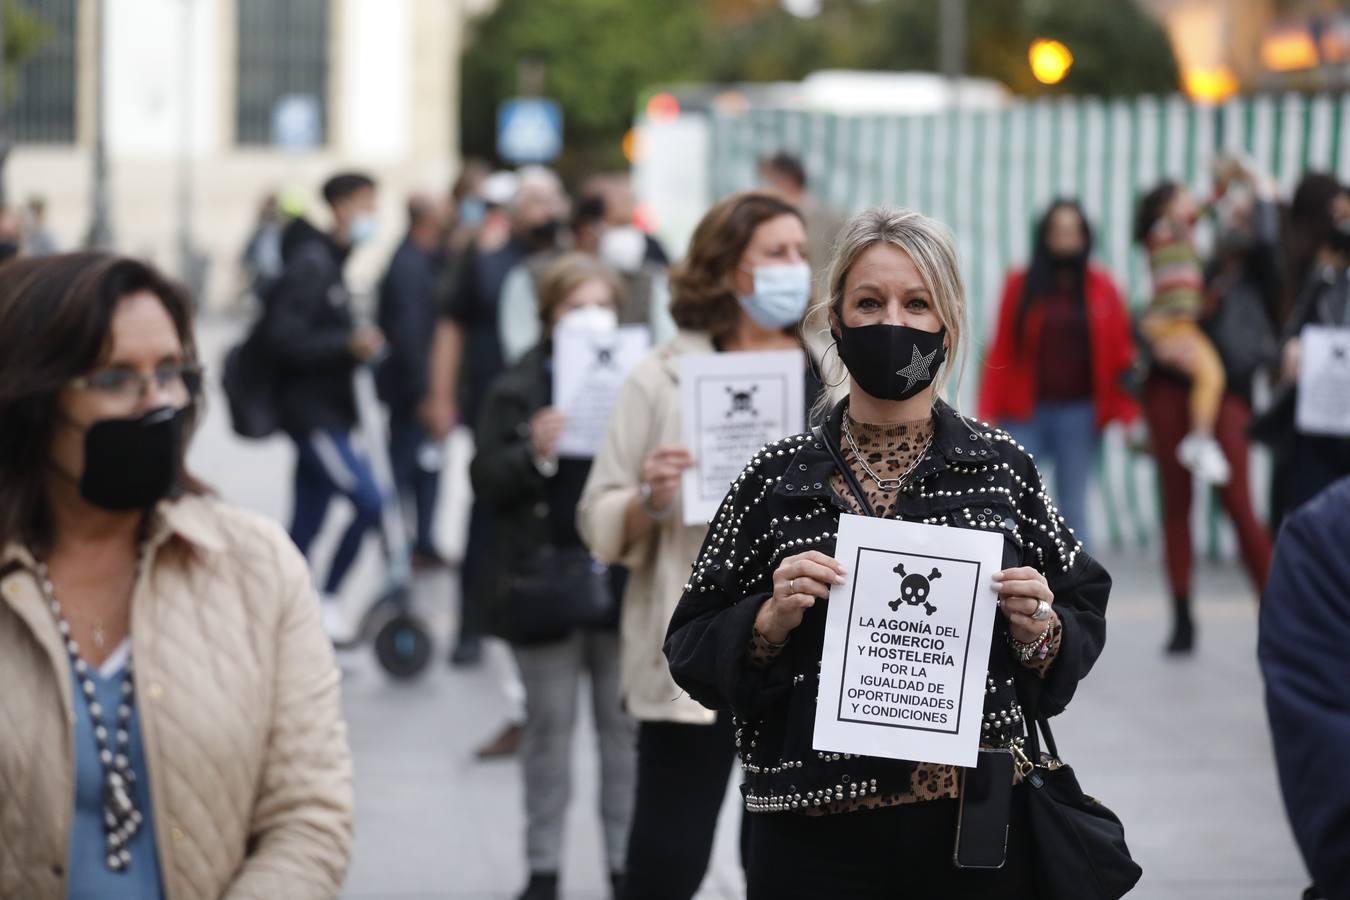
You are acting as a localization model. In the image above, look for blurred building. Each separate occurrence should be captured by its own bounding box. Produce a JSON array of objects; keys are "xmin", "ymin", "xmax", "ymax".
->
[
  {"xmin": 1140, "ymin": 0, "xmax": 1350, "ymax": 101},
  {"xmin": 5, "ymin": 0, "xmax": 465, "ymax": 307}
]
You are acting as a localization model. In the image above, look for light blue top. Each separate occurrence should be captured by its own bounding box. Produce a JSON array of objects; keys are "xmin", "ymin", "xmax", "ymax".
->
[{"xmin": 67, "ymin": 643, "xmax": 164, "ymax": 900}]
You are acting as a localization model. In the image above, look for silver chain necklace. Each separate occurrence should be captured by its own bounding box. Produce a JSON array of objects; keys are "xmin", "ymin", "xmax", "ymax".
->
[
  {"xmin": 841, "ymin": 416, "xmax": 934, "ymax": 492},
  {"xmin": 35, "ymin": 555, "xmax": 144, "ymax": 873}
]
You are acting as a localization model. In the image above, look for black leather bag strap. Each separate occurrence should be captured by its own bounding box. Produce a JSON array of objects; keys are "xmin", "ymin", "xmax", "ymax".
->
[{"xmin": 811, "ymin": 424, "xmax": 877, "ymax": 518}]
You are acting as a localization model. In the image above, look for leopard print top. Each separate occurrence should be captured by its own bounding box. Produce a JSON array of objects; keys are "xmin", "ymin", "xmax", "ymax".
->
[{"xmin": 749, "ymin": 411, "xmax": 1062, "ymax": 815}]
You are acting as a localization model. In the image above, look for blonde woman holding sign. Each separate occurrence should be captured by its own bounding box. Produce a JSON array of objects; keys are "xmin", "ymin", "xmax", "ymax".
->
[{"xmin": 665, "ymin": 209, "xmax": 1116, "ymax": 898}]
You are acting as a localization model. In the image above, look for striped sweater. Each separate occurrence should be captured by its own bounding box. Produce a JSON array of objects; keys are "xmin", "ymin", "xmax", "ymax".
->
[{"xmin": 1146, "ymin": 214, "xmax": 1204, "ymax": 318}]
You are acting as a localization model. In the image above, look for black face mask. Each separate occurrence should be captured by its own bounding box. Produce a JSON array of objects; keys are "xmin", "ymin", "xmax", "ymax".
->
[
  {"xmin": 526, "ymin": 219, "xmax": 563, "ymax": 250},
  {"xmin": 834, "ymin": 322, "xmax": 947, "ymax": 402},
  {"xmin": 77, "ymin": 407, "xmax": 187, "ymax": 511},
  {"xmin": 1047, "ymin": 251, "xmax": 1085, "ymax": 272},
  {"xmin": 1331, "ymin": 219, "xmax": 1350, "ymax": 258}
]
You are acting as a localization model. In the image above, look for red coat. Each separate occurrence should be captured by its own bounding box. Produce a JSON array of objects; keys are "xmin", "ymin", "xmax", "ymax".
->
[{"xmin": 977, "ymin": 266, "xmax": 1138, "ymax": 429}]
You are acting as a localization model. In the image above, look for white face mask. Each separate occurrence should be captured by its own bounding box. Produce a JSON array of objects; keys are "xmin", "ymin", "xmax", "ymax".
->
[
  {"xmin": 738, "ymin": 262, "xmax": 812, "ymax": 329},
  {"xmin": 599, "ymin": 225, "xmax": 648, "ymax": 274},
  {"xmin": 555, "ymin": 304, "xmax": 618, "ymax": 335},
  {"xmin": 349, "ymin": 213, "xmax": 377, "ymax": 246}
]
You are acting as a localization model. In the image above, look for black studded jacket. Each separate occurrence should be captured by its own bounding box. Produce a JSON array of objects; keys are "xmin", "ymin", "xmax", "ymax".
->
[{"xmin": 664, "ymin": 399, "xmax": 1111, "ymax": 813}]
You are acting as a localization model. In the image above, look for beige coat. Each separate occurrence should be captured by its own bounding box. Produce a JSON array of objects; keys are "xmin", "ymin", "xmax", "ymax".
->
[
  {"xmin": 0, "ymin": 495, "xmax": 353, "ymax": 900},
  {"xmin": 578, "ymin": 330, "xmax": 719, "ymax": 725}
]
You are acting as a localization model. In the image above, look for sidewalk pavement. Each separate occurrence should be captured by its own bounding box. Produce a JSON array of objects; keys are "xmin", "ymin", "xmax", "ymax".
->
[{"xmin": 188, "ymin": 316, "xmax": 1309, "ymax": 900}]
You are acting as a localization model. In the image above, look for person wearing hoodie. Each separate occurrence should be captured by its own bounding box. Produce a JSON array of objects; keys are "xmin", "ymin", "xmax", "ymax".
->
[{"xmin": 263, "ymin": 171, "xmax": 385, "ymax": 638}]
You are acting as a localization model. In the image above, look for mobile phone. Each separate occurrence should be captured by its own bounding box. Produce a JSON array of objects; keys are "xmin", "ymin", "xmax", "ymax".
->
[{"xmin": 953, "ymin": 748, "xmax": 1013, "ymax": 870}]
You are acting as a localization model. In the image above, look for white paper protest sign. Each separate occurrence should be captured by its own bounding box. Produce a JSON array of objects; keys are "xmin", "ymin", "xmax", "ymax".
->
[
  {"xmin": 553, "ymin": 325, "xmax": 650, "ymax": 458},
  {"xmin": 813, "ymin": 513, "xmax": 1004, "ymax": 769},
  {"xmin": 678, "ymin": 349, "xmax": 805, "ymax": 525},
  {"xmin": 1296, "ymin": 325, "xmax": 1350, "ymax": 438}
]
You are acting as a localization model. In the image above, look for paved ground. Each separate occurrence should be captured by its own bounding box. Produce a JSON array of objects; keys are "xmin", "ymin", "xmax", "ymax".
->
[{"xmin": 190, "ymin": 317, "xmax": 1309, "ymax": 899}]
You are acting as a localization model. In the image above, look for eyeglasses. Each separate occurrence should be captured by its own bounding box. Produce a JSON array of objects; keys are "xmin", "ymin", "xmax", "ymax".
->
[{"xmin": 70, "ymin": 363, "xmax": 203, "ymax": 405}]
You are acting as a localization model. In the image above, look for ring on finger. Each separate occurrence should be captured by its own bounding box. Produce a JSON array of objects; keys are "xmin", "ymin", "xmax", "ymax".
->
[
  {"xmin": 789, "ymin": 578, "xmax": 796, "ymax": 594},
  {"xmin": 1031, "ymin": 599, "xmax": 1051, "ymax": 621}
]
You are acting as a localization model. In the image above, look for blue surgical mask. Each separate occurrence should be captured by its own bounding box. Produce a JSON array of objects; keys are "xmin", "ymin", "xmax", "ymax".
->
[
  {"xmin": 458, "ymin": 198, "xmax": 486, "ymax": 228},
  {"xmin": 738, "ymin": 262, "xmax": 812, "ymax": 329},
  {"xmin": 349, "ymin": 213, "xmax": 377, "ymax": 246}
]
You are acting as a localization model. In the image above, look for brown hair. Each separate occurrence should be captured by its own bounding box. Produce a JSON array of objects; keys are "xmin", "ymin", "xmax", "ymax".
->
[
  {"xmin": 0, "ymin": 253, "xmax": 206, "ymax": 552},
  {"xmin": 668, "ymin": 191, "xmax": 802, "ymax": 341},
  {"xmin": 536, "ymin": 252, "xmax": 624, "ymax": 329}
]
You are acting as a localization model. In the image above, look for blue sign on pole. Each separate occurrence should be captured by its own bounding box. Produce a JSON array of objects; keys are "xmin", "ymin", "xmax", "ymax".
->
[
  {"xmin": 272, "ymin": 94, "xmax": 323, "ymax": 150},
  {"xmin": 496, "ymin": 98, "xmax": 563, "ymax": 164}
]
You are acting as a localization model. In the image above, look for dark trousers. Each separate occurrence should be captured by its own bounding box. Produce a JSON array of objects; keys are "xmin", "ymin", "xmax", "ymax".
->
[
  {"xmin": 1283, "ymin": 433, "xmax": 1350, "ymax": 521},
  {"xmin": 1143, "ymin": 379, "xmax": 1271, "ymax": 597},
  {"xmin": 289, "ymin": 429, "xmax": 383, "ymax": 596},
  {"xmin": 746, "ymin": 792, "xmax": 1039, "ymax": 900},
  {"xmin": 623, "ymin": 713, "xmax": 740, "ymax": 900},
  {"xmin": 388, "ymin": 414, "xmax": 441, "ymax": 553},
  {"xmin": 456, "ymin": 499, "xmax": 495, "ymax": 641}
]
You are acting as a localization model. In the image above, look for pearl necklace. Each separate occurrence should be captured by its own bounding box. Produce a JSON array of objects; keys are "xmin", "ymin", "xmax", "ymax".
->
[{"xmin": 34, "ymin": 557, "xmax": 144, "ymax": 874}]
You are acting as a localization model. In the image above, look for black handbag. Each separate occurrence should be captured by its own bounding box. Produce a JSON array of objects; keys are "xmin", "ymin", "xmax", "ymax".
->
[
  {"xmin": 504, "ymin": 546, "xmax": 617, "ymax": 643},
  {"xmin": 1013, "ymin": 713, "xmax": 1143, "ymax": 900}
]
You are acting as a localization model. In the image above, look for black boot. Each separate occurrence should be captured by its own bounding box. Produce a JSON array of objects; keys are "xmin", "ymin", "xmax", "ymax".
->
[
  {"xmin": 516, "ymin": 871, "xmax": 558, "ymax": 900},
  {"xmin": 1165, "ymin": 594, "xmax": 1195, "ymax": 655}
]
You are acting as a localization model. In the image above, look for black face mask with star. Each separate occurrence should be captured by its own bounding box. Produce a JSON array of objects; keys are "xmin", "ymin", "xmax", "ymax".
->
[{"xmin": 833, "ymin": 322, "xmax": 947, "ymax": 402}]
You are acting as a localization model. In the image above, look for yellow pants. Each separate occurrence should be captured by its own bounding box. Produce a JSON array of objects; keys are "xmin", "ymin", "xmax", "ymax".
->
[{"xmin": 1141, "ymin": 315, "xmax": 1225, "ymax": 435}]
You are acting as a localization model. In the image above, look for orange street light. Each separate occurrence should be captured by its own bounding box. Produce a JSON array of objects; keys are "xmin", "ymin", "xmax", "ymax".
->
[
  {"xmin": 1029, "ymin": 39, "xmax": 1073, "ymax": 85},
  {"xmin": 1183, "ymin": 65, "xmax": 1240, "ymax": 104}
]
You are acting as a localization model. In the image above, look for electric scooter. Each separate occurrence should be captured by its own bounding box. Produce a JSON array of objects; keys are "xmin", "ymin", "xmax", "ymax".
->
[{"xmin": 334, "ymin": 363, "xmax": 434, "ymax": 679}]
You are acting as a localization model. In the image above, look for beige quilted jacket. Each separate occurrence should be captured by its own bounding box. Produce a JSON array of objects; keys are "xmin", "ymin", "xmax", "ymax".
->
[
  {"xmin": 0, "ymin": 495, "xmax": 353, "ymax": 899},
  {"xmin": 578, "ymin": 330, "xmax": 719, "ymax": 725}
]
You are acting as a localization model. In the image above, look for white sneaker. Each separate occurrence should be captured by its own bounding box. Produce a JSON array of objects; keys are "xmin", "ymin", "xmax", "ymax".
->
[
  {"xmin": 320, "ymin": 598, "xmax": 350, "ymax": 644},
  {"xmin": 1177, "ymin": 433, "xmax": 1230, "ymax": 485}
]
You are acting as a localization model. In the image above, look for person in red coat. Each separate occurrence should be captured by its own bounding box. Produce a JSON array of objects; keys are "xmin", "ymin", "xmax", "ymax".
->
[{"xmin": 979, "ymin": 200, "xmax": 1138, "ymax": 551}]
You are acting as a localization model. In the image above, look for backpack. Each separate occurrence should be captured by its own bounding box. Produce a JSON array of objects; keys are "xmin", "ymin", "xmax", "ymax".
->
[{"xmin": 221, "ymin": 298, "xmax": 282, "ymax": 439}]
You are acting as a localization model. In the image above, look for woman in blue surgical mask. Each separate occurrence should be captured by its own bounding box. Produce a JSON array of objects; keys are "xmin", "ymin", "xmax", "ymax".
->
[
  {"xmin": 0, "ymin": 254, "xmax": 353, "ymax": 898},
  {"xmin": 578, "ymin": 191, "xmax": 823, "ymax": 900}
]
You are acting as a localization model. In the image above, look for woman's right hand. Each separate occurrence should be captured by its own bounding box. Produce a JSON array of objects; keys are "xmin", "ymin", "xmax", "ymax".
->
[
  {"xmin": 529, "ymin": 407, "xmax": 567, "ymax": 460},
  {"xmin": 1281, "ymin": 338, "xmax": 1302, "ymax": 384},
  {"xmin": 755, "ymin": 551, "xmax": 848, "ymax": 645},
  {"xmin": 640, "ymin": 446, "xmax": 695, "ymax": 513}
]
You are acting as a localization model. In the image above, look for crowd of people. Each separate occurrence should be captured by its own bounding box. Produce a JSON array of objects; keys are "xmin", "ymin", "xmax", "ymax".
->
[{"xmin": 0, "ymin": 144, "xmax": 1347, "ymax": 899}]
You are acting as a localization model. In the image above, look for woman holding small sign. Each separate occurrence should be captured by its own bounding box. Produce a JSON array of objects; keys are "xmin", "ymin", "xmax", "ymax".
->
[
  {"xmin": 578, "ymin": 191, "xmax": 824, "ymax": 900},
  {"xmin": 471, "ymin": 253, "xmax": 637, "ymax": 900},
  {"xmin": 665, "ymin": 209, "xmax": 1117, "ymax": 897}
]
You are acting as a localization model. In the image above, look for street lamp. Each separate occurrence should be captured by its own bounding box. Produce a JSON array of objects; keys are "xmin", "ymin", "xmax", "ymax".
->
[
  {"xmin": 86, "ymin": 0, "xmax": 113, "ymax": 249},
  {"xmin": 1029, "ymin": 38, "xmax": 1073, "ymax": 86}
]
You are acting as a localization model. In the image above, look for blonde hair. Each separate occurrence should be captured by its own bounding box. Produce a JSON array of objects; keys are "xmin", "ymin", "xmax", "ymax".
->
[
  {"xmin": 803, "ymin": 207, "xmax": 968, "ymax": 416},
  {"xmin": 536, "ymin": 252, "xmax": 624, "ymax": 330}
]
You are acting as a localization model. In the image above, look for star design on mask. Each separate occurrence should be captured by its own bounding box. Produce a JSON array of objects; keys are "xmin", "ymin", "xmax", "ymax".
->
[{"xmin": 895, "ymin": 344, "xmax": 938, "ymax": 391}]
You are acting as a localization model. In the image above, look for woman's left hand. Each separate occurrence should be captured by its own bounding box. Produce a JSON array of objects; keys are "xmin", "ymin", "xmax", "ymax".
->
[{"xmin": 992, "ymin": 566, "xmax": 1056, "ymax": 643}]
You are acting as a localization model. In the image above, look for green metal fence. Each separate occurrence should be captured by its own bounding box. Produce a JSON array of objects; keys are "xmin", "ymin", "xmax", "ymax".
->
[{"xmin": 708, "ymin": 93, "xmax": 1349, "ymax": 555}]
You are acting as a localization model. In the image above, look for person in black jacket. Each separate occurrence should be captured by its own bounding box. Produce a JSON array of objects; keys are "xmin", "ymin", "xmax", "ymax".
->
[
  {"xmin": 1261, "ymin": 183, "xmax": 1350, "ymax": 525},
  {"xmin": 470, "ymin": 254, "xmax": 636, "ymax": 900},
  {"xmin": 378, "ymin": 192, "xmax": 448, "ymax": 567},
  {"xmin": 264, "ymin": 171, "xmax": 385, "ymax": 637},
  {"xmin": 1260, "ymin": 476, "xmax": 1350, "ymax": 900},
  {"xmin": 664, "ymin": 208, "xmax": 1111, "ymax": 898}
]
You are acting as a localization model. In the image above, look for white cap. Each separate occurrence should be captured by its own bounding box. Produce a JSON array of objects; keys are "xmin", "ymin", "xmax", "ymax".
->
[{"xmin": 481, "ymin": 170, "xmax": 519, "ymax": 207}]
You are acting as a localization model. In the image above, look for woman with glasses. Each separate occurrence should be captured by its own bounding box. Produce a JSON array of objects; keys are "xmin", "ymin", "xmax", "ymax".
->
[{"xmin": 0, "ymin": 254, "xmax": 353, "ymax": 898}]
